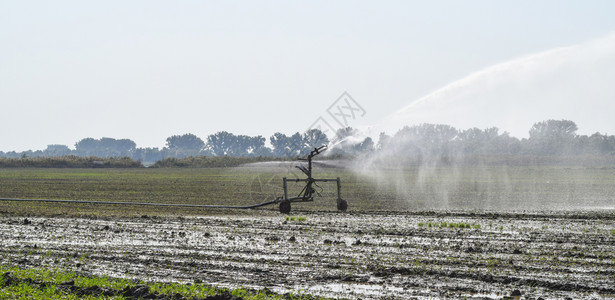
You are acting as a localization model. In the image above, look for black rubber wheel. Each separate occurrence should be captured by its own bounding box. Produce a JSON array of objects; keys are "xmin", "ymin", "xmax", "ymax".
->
[
  {"xmin": 279, "ymin": 200, "xmax": 291, "ymax": 214},
  {"xmin": 337, "ymin": 199, "xmax": 348, "ymax": 212}
]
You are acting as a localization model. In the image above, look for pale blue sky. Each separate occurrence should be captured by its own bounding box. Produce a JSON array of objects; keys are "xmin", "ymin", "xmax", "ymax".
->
[{"xmin": 2, "ymin": 1, "xmax": 615, "ymax": 151}]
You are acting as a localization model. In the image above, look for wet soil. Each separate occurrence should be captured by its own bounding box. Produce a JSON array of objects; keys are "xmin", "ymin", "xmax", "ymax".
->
[{"xmin": 1, "ymin": 210, "xmax": 614, "ymax": 299}]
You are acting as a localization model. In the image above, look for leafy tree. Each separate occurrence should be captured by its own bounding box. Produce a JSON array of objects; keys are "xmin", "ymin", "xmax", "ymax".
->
[
  {"xmin": 353, "ymin": 137, "xmax": 375, "ymax": 153},
  {"xmin": 456, "ymin": 127, "xmax": 499, "ymax": 154},
  {"xmin": 227, "ymin": 135, "xmax": 266, "ymax": 157},
  {"xmin": 207, "ymin": 131, "xmax": 235, "ymax": 156},
  {"xmin": 491, "ymin": 132, "xmax": 522, "ymax": 155},
  {"xmin": 529, "ymin": 119, "xmax": 577, "ymax": 140},
  {"xmin": 100, "ymin": 138, "xmax": 136, "ymax": 156},
  {"xmin": 302, "ymin": 129, "xmax": 329, "ymax": 153},
  {"xmin": 329, "ymin": 127, "xmax": 365, "ymax": 155},
  {"xmin": 377, "ymin": 132, "xmax": 390, "ymax": 150},
  {"xmin": 75, "ymin": 137, "xmax": 136, "ymax": 157},
  {"xmin": 391, "ymin": 124, "xmax": 458, "ymax": 156},
  {"xmin": 575, "ymin": 132, "xmax": 615, "ymax": 155},
  {"xmin": 166, "ymin": 134, "xmax": 205, "ymax": 152},
  {"xmin": 245, "ymin": 135, "xmax": 271, "ymax": 156},
  {"xmin": 75, "ymin": 138, "xmax": 98, "ymax": 155},
  {"xmin": 207, "ymin": 132, "xmax": 270, "ymax": 157},
  {"xmin": 44, "ymin": 144, "xmax": 72, "ymax": 156},
  {"xmin": 269, "ymin": 132, "xmax": 303, "ymax": 157},
  {"xmin": 270, "ymin": 133, "xmax": 292, "ymax": 157},
  {"xmin": 528, "ymin": 119, "xmax": 578, "ymax": 154},
  {"xmin": 288, "ymin": 132, "xmax": 303, "ymax": 156}
]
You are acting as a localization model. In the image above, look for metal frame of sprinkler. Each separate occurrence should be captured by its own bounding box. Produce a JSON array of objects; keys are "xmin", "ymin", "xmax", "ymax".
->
[{"xmin": 276, "ymin": 145, "xmax": 347, "ymax": 214}]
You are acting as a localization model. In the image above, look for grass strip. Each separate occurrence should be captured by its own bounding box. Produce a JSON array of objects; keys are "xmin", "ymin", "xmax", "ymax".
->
[{"xmin": 0, "ymin": 265, "xmax": 327, "ymax": 300}]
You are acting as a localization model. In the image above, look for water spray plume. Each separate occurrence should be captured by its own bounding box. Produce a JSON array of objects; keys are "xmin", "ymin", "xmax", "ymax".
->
[
  {"xmin": 380, "ymin": 32, "xmax": 615, "ymax": 138},
  {"xmin": 347, "ymin": 33, "xmax": 615, "ymax": 211}
]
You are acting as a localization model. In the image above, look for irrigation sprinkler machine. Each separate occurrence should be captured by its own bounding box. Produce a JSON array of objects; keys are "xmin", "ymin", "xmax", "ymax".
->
[{"xmin": 274, "ymin": 145, "xmax": 347, "ymax": 214}]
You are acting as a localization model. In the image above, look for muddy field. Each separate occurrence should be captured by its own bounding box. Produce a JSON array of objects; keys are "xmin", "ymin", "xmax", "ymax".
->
[{"xmin": 1, "ymin": 210, "xmax": 614, "ymax": 299}]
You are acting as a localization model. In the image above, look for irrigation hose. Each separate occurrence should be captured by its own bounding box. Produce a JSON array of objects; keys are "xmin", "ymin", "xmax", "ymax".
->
[{"xmin": 0, "ymin": 197, "xmax": 279, "ymax": 209}]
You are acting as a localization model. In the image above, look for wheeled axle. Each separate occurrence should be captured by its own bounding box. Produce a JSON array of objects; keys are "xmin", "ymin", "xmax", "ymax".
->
[{"xmin": 276, "ymin": 145, "xmax": 348, "ymax": 214}]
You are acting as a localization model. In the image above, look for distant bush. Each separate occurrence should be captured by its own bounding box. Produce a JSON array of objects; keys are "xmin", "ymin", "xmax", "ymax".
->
[
  {"xmin": 151, "ymin": 156, "xmax": 285, "ymax": 168},
  {"xmin": 0, "ymin": 156, "xmax": 143, "ymax": 168}
]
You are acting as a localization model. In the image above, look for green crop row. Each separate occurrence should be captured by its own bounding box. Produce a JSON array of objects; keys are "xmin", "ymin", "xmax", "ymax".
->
[{"xmin": 0, "ymin": 265, "xmax": 327, "ymax": 300}]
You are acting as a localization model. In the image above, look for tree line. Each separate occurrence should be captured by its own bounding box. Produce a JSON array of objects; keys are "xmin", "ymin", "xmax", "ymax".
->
[
  {"xmin": 1, "ymin": 120, "xmax": 614, "ymax": 164},
  {"xmin": 0, "ymin": 129, "xmax": 330, "ymax": 163},
  {"xmin": 375, "ymin": 119, "xmax": 615, "ymax": 157},
  {"xmin": 366, "ymin": 119, "xmax": 615, "ymax": 167}
]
